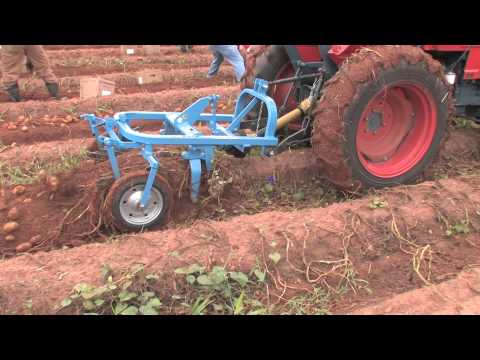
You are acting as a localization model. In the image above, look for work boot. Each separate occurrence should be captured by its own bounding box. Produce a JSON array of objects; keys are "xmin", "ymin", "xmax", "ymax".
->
[
  {"xmin": 6, "ymin": 83, "xmax": 22, "ymax": 102},
  {"xmin": 45, "ymin": 82, "xmax": 60, "ymax": 99}
]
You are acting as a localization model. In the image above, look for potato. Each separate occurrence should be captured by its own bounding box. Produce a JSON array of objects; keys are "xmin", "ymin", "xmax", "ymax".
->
[
  {"xmin": 7, "ymin": 207, "xmax": 19, "ymax": 220},
  {"xmin": 12, "ymin": 185, "xmax": 26, "ymax": 195},
  {"xmin": 5, "ymin": 235, "xmax": 15, "ymax": 242},
  {"xmin": 37, "ymin": 169, "xmax": 48, "ymax": 181},
  {"xmin": 29, "ymin": 235, "xmax": 42, "ymax": 246},
  {"xmin": 16, "ymin": 242, "xmax": 32, "ymax": 253},
  {"xmin": 47, "ymin": 176, "xmax": 60, "ymax": 192},
  {"xmin": 21, "ymin": 126, "xmax": 28, "ymax": 132},
  {"xmin": 3, "ymin": 221, "xmax": 19, "ymax": 234}
]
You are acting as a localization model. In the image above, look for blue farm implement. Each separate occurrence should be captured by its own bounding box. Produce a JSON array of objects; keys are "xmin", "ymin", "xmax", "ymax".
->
[{"xmin": 82, "ymin": 77, "xmax": 318, "ymax": 231}]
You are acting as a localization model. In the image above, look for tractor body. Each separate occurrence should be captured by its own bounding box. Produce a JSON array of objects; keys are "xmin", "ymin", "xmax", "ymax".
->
[{"xmin": 242, "ymin": 45, "xmax": 480, "ymax": 124}]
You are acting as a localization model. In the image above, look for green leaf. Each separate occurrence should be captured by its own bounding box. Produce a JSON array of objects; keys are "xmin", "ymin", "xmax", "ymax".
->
[
  {"xmin": 174, "ymin": 264, "xmax": 205, "ymax": 275},
  {"xmin": 196, "ymin": 275, "xmax": 213, "ymax": 286},
  {"xmin": 254, "ymin": 269, "xmax": 266, "ymax": 282},
  {"xmin": 233, "ymin": 292, "xmax": 245, "ymax": 315},
  {"xmin": 146, "ymin": 298, "xmax": 162, "ymax": 308},
  {"xmin": 191, "ymin": 296, "xmax": 212, "ymax": 315},
  {"xmin": 263, "ymin": 183, "xmax": 274, "ymax": 194},
  {"xmin": 229, "ymin": 271, "xmax": 249, "ymax": 287},
  {"xmin": 83, "ymin": 300, "xmax": 96, "ymax": 311},
  {"xmin": 186, "ymin": 275, "xmax": 196, "ymax": 284},
  {"xmin": 73, "ymin": 282, "xmax": 93, "ymax": 294},
  {"xmin": 94, "ymin": 299, "xmax": 105, "ymax": 307},
  {"xmin": 82, "ymin": 286, "xmax": 109, "ymax": 300},
  {"xmin": 118, "ymin": 291, "xmax": 137, "ymax": 302},
  {"xmin": 81, "ymin": 289, "xmax": 99, "ymax": 300},
  {"xmin": 121, "ymin": 280, "xmax": 133, "ymax": 290},
  {"xmin": 146, "ymin": 274, "xmax": 159, "ymax": 281},
  {"xmin": 369, "ymin": 198, "xmax": 388, "ymax": 209},
  {"xmin": 209, "ymin": 266, "xmax": 227, "ymax": 285},
  {"xmin": 114, "ymin": 303, "xmax": 128, "ymax": 315},
  {"xmin": 83, "ymin": 312, "xmax": 99, "ymax": 315},
  {"xmin": 169, "ymin": 251, "xmax": 180, "ymax": 257},
  {"xmin": 120, "ymin": 306, "xmax": 139, "ymax": 315},
  {"xmin": 60, "ymin": 298, "xmax": 72, "ymax": 308},
  {"xmin": 293, "ymin": 191, "xmax": 305, "ymax": 201},
  {"xmin": 130, "ymin": 264, "xmax": 145, "ymax": 275},
  {"xmin": 139, "ymin": 305, "xmax": 158, "ymax": 315},
  {"xmin": 100, "ymin": 264, "xmax": 113, "ymax": 283},
  {"xmin": 142, "ymin": 292, "xmax": 155, "ymax": 299},
  {"xmin": 270, "ymin": 241, "xmax": 277, "ymax": 248},
  {"xmin": 269, "ymin": 252, "xmax": 281, "ymax": 264},
  {"xmin": 108, "ymin": 283, "xmax": 118, "ymax": 290}
]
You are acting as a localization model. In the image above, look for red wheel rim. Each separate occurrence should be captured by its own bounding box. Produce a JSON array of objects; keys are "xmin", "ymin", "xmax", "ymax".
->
[
  {"xmin": 356, "ymin": 82, "xmax": 437, "ymax": 178},
  {"xmin": 271, "ymin": 63, "xmax": 297, "ymax": 113}
]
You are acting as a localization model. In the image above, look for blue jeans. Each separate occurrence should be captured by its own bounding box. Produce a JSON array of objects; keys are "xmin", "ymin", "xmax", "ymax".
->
[{"xmin": 207, "ymin": 45, "xmax": 245, "ymax": 81}]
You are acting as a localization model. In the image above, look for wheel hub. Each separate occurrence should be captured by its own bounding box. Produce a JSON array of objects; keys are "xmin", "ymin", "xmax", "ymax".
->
[
  {"xmin": 119, "ymin": 185, "xmax": 164, "ymax": 226},
  {"xmin": 366, "ymin": 111, "xmax": 384, "ymax": 133}
]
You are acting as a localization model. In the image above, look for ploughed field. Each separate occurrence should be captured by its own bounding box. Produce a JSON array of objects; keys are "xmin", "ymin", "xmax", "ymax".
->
[{"xmin": 1, "ymin": 45, "xmax": 480, "ymax": 315}]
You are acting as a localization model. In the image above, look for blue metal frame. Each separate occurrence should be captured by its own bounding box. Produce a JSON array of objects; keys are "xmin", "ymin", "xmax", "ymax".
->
[{"xmin": 82, "ymin": 78, "xmax": 278, "ymax": 206}]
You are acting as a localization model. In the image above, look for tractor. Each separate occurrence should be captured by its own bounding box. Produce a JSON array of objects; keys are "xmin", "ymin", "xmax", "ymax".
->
[
  {"xmin": 84, "ymin": 45, "xmax": 480, "ymax": 231},
  {"xmin": 240, "ymin": 45, "xmax": 480, "ymax": 190}
]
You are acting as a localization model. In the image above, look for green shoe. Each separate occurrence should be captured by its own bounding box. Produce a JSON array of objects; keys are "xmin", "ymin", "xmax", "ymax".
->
[
  {"xmin": 6, "ymin": 83, "xmax": 22, "ymax": 102},
  {"xmin": 45, "ymin": 82, "xmax": 60, "ymax": 99}
]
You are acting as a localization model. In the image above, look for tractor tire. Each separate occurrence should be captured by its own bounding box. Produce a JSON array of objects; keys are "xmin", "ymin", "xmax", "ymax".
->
[
  {"xmin": 242, "ymin": 45, "xmax": 286, "ymax": 88},
  {"xmin": 241, "ymin": 45, "xmax": 298, "ymax": 122},
  {"xmin": 311, "ymin": 45, "xmax": 451, "ymax": 190}
]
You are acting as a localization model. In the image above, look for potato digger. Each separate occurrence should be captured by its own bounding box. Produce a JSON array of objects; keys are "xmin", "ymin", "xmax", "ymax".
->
[{"xmin": 82, "ymin": 45, "xmax": 480, "ymax": 232}]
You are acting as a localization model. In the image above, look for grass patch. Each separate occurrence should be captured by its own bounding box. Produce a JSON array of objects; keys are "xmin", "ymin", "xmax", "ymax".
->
[{"xmin": 0, "ymin": 150, "xmax": 88, "ymax": 186}]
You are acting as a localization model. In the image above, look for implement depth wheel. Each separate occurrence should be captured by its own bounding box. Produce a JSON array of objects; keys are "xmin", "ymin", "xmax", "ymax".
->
[
  {"xmin": 105, "ymin": 171, "xmax": 174, "ymax": 232},
  {"xmin": 311, "ymin": 45, "xmax": 450, "ymax": 189}
]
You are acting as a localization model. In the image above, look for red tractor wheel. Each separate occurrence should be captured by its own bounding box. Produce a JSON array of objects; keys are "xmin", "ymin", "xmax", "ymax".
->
[
  {"xmin": 311, "ymin": 45, "xmax": 451, "ymax": 189},
  {"xmin": 242, "ymin": 45, "xmax": 298, "ymax": 114}
]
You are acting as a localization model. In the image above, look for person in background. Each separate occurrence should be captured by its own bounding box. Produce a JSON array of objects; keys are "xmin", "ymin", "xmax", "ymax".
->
[
  {"xmin": 0, "ymin": 45, "xmax": 60, "ymax": 102},
  {"xmin": 207, "ymin": 45, "xmax": 245, "ymax": 82}
]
